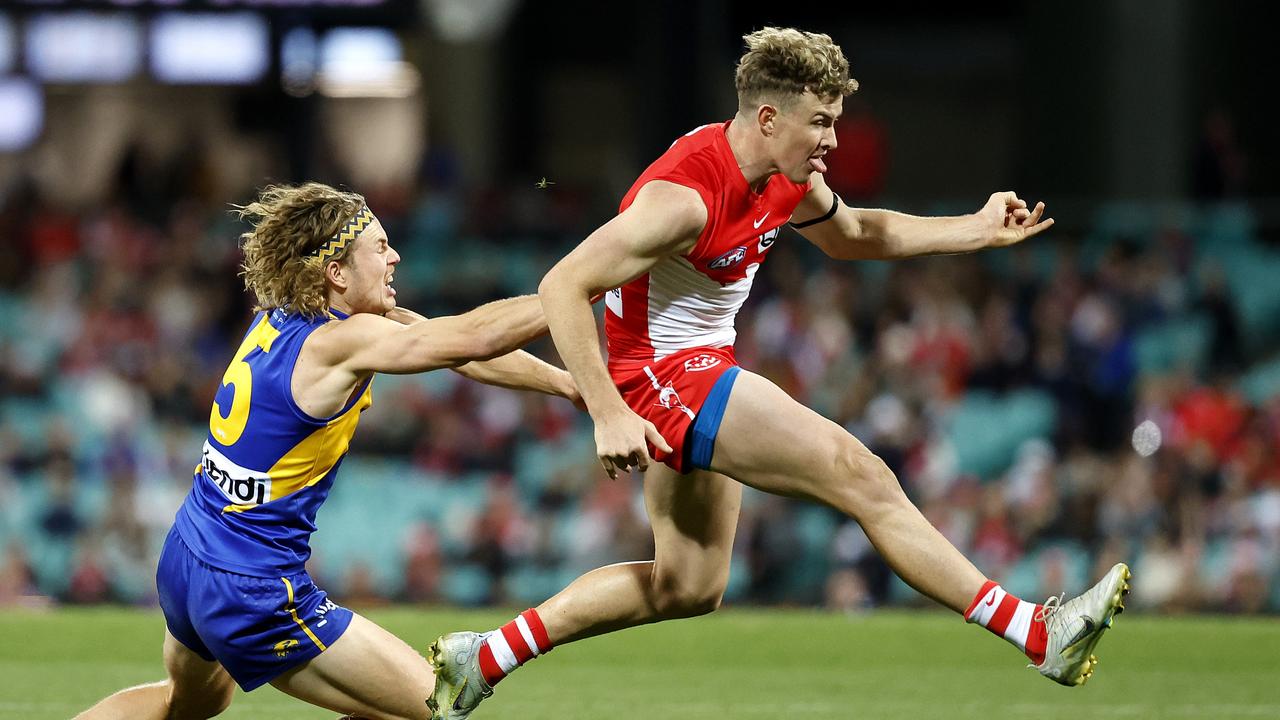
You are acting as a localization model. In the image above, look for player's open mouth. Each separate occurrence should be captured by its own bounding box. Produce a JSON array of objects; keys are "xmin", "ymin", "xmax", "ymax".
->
[
  {"xmin": 808, "ymin": 154, "xmax": 827, "ymax": 173},
  {"xmin": 385, "ymin": 275, "xmax": 396, "ymax": 296}
]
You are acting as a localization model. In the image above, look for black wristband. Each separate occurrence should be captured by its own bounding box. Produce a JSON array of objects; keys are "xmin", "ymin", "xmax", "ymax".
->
[{"xmin": 790, "ymin": 192, "xmax": 842, "ymax": 229}]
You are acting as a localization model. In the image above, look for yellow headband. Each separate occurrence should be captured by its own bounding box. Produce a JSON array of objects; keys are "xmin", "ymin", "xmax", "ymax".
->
[{"xmin": 312, "ymin": 206, "xmax": 374, "ymax": 262}]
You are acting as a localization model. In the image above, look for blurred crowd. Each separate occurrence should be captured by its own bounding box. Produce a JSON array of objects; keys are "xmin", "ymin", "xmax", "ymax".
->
[{"xmin": 2, "ymin": 150, "xmax": 1279, "ymax": 615}]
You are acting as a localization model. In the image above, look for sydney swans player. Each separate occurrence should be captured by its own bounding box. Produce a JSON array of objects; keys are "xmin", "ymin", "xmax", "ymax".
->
[
  {"xmin": 77, "ymin": 183, "xmax": 577, "ymax": 720},
  {"xmin": 426, "ymin": 27, "xmax": 1130, "ymax": 718}
]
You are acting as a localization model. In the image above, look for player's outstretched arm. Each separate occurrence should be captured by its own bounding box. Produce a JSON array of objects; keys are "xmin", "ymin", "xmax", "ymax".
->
[
  {"xmin": 793, "ymin": 172, "xmax": 1055, "ymax": 260},
  {"xmin": 312, "ymin": 294, "xmax": 549, "ymax": 378},
  {"xmin": 386, "ymin": 306, "xmax": 578, "ymax": 402},
  {"xmin": 451, "ymin": 351, "xmax": 579, "ymax": 402},
  {"xmin": 538, "ymin": 181, "xmax": 704, "ymax": 477}
]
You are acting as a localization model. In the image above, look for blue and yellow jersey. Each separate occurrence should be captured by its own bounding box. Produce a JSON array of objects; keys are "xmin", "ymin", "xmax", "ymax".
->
[{"xmin": 173, "ymin": 307, "xmax": 372, "ymax": 576}]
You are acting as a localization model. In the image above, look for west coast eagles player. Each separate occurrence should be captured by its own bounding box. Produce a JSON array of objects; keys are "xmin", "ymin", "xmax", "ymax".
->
[
  {"xmin": 76, "ymin": 183, "xmax": 578, "ymax": 720},
  {"xmin": 426, "ymin": 27, "xmax": 1131, "ymax": 719}
]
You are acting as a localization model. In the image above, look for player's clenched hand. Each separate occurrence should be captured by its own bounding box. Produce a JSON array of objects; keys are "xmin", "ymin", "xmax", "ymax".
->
[
  {"xmin": 592, "ymin": 407, "xmax": 673, "ymax": 479},
  {"xmin": 979, "ymin": 191, "xmax": 1054, "ymax": 248}
]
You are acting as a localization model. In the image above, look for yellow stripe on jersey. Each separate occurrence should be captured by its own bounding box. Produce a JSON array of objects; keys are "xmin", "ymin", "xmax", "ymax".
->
[
  {"xmin": 265, "ymin": 382, "xmax": 373, "ymax": 500},
  {"xmin": 281, "ymin": 577, "xmax": 327, "ymax": 651}
]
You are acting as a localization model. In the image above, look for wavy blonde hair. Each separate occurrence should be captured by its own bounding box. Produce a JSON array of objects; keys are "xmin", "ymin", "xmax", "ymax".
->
[
  {"xmin": 236, "ymin": 182, "xmax": 366, "ymax": 317},
  {"xmin": 735, "ymin": 27, "xmax": 859, "ymax": 111}
]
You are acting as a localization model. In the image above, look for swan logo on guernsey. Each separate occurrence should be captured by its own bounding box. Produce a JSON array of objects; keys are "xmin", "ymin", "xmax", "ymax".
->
[
  {"xmin": 709, "ymin": 246, "xmax": 748, "ymax": 270},
  {"xmin": 683, "ymin": 354, "xmax": 722, "ymax": 372}
]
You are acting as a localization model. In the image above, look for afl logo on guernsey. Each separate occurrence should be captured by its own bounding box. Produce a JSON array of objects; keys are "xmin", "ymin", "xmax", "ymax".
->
[{"xmin": 709, "ymin": 246, "xmax": 748, "ymax": 270}]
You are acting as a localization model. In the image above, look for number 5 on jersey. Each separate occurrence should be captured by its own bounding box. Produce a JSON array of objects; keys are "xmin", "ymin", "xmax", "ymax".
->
[{"xmin": 210, "ymin": 318, "xmax": 279, "ymax": 446}]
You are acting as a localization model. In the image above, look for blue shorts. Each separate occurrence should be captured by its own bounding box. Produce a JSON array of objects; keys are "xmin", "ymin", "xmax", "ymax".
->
[{"xmin": 156, "ymin": 528, "xmax": 353, "ymax": 691}]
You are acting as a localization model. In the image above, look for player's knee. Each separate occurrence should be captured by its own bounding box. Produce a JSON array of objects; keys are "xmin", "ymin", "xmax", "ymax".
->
[
  {"xmin": 653, "ymin": 570, "xmax": 727, "ymax": 618},
  {"xmin": 655, "ymin": 585, "xmax": 724, "ymax": 618},
  {"xmin": 833, "ymin": 442, "xmax": 905, "ymax": 518}
]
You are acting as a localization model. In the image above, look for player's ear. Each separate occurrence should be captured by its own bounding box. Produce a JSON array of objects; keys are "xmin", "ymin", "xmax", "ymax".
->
[
  {"xmin": 325, "ymin": 259, "xmax": 347, "ymax": 290},
  {"xmin": 757, "ymin": 104, "xmax": 778, "ymax": 136}
]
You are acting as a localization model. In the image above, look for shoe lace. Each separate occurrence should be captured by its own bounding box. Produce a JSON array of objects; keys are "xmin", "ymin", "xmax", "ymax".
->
[
  {"xmin": 1034, "ymin": 593, "xmax": 1063, "ymax": 624},
  {"xmin": 1025, "ymin": 593, "xmax": 1065, "ymax": 672}
]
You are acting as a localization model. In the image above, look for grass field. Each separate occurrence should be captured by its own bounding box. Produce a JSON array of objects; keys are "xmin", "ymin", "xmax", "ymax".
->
[{"xmin": 3, "ymin": 606, "xmax": 1278, "ymax": 719}]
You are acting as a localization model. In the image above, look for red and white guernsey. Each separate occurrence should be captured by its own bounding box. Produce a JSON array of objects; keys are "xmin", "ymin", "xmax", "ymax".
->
[{"xmin": 605, "ymin": 121, "xmax": 811, "ymax": 367}]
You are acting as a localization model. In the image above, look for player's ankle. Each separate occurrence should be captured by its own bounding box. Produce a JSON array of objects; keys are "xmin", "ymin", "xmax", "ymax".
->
[
  {"xmin": 478, "ymin": 609, "xmax": 554, "ymax": 686},
  {"xmin": 965, "ymin": 581, "xmax": 1046, "ymax": 662}
]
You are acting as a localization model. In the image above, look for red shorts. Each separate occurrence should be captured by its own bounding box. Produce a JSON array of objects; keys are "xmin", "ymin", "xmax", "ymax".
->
[{"xmin": 609, "ymin": 346, "xmax": 739, "ymax": 473}]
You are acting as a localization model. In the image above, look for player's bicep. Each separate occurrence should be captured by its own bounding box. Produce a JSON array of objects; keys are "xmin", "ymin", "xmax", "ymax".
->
[
  {"xmin": 545, "ymin": 181, "xmax": 706, "ymax": 294},
  {"xmin": 792, "ymin": 174, "xmax": 876, "ymax": 260}
]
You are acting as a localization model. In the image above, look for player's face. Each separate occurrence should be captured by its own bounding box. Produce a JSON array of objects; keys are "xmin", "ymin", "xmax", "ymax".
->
[
  {"xmin": 773, "ymin": 92, "xmax": 842, "ymax": 183},
  {"xmin": 342, "ymin": 219, "xmax": 401, "ymax": 315}
]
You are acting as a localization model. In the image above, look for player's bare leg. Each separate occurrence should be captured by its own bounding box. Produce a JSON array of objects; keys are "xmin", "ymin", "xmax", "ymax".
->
[
  {"xmin": 271, "ymin": 614, "xmax": 436, "ymax": 720},
  {"xmin": 427, "ymin": 464, "xmax": 741, "ymax": 719},
  {"xmin": 710, "ymin": 370, "xmax": 985, "ymax": 611},
  {"xmin": 540, "ymin": 463, "xmax": 742, "ymax": 640},
  {"xmin": 74, "ymin": 629, "xmax": 235, "ymax": 720},
  {"xmin": 710, "ymin": 370, "xmax": 1127, "ymax": 681}
]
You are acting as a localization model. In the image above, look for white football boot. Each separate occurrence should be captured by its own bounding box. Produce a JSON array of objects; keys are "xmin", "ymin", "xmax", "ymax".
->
[
  {"xmin": 1033, "ymin": 562, "xmax": 1131, "ymax": 686},
  {"xmin": 426, "ymin": 632, "xmax": 494, "ymax": 720}
]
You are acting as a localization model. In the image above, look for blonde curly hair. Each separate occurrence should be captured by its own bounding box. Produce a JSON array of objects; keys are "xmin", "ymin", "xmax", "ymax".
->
[
  {"xmin": 735, "ymin": 27, "xmax": 859, "ymax": 111},
  {"xmin": 235, "ymin": 182, "xmax": 366, "ymax": 317}
]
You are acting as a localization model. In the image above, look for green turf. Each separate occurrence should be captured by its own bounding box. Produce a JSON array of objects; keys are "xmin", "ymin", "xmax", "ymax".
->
[{"xmin": 3, "ymin": 606, "xmax": 1277, "ymax": 719}]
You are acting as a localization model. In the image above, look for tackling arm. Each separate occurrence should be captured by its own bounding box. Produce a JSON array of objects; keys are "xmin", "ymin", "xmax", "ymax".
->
[
  {"xmin": 310, "ymin": 294, "xmax": 550, "ymax": 379},
  {"xmin": 386, "ymin": 306, "xmax": 577, "ymax": 400},
  {"xmin": 793, "ymin": 173, "xmax": 1054, "ymax": 260}
]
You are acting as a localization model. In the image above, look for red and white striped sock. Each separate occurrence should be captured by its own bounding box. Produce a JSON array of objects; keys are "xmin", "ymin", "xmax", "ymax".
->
[
  {"xmin": 964, "ymin": 580, "xmax": 1049, "ymax": 665},
  {"xmin": 476, "ymin": 609, "xmax": 553, "ymax": 687}
]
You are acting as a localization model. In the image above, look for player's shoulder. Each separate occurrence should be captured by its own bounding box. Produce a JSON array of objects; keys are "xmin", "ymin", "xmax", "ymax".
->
[
  {"xmin": 622, "ymin": 123, "xmax": 729, "ymax": 215},
  {"xmin": 629, "ymin": 180, "xmax": 708, "ymax": 235},
  {"xmin": 657, "ymin": 122, "xmax": 729, "ymax": 173},
  {"xmin": 307, "ymin": 310, "xmax": 392, "ymax": 341},
  {"xmin": 669, "ymin": 122, "xmax": 726, "ymax": 151},
  {"xmin": 633, "ymin": 122, "xmax": 729, "ymax": 191},
  {"xmin": 300, "ymin": 311, "xmax": 393, "ymax": 365},
  {"xmin": 261, "ymin": 306, "xmax": 331, "ymax": 336}
]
